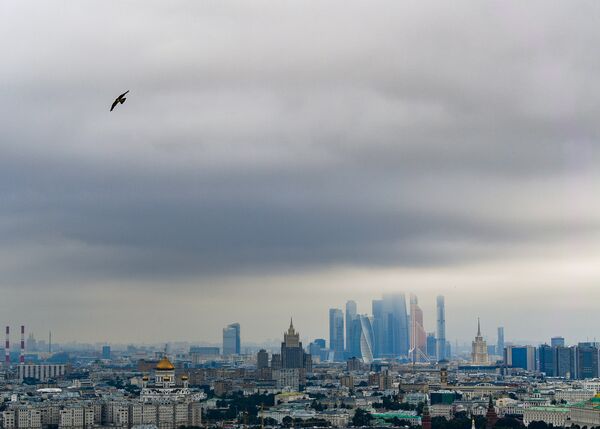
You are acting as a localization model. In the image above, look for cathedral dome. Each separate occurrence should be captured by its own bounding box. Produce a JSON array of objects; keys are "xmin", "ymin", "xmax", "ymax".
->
[{"xmin": 156, "ymin": 356, "xmax": 175, "ymax": 371}]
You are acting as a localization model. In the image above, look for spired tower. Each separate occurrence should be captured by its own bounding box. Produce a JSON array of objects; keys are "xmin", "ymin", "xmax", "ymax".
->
[
  {"xmin": 421, "ymin": 402, "xmax": 432, "ymax": 429},
  {"xmin": 485, "ymin": 396, "xmax": 498, "ymax": 429},
  {"xmin": 471, "ymin": 318, "xmax": 489, "ymax": 365}
]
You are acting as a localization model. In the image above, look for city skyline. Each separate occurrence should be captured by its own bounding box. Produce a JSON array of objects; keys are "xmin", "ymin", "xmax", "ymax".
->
[{"xmin": 3, "ymin": 288, "xmax": 594, "ymax": 346}]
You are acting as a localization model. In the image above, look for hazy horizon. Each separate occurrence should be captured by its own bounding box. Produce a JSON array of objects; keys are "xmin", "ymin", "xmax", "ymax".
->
[{"xmin": 2, "ymin": 1, "xmax": 600, "ymax": 345}]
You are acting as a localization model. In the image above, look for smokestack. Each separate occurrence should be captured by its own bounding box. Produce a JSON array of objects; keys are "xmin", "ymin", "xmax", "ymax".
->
[
  {"xmin": 5, "ymin": 326, "xmax": 10, "ymax": 367},
  {"xmin": 20, "ymin": 325, "xmax": 25, "ymax": 364}
]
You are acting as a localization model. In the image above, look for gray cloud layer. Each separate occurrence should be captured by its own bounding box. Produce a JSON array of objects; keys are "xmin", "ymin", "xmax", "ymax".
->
[{"xmin": 1, "ymin": 1, "xmax": 599, "ymax": 342}]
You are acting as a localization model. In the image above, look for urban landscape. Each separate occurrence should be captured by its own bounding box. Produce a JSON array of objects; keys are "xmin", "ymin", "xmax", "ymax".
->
[
  {"xmin": 2, "ymin": 293, "xmax": 600, "ymax": 429},
  {"xmin": 4, "ymin": 1, "xmax": 600, "ymax": 429}
]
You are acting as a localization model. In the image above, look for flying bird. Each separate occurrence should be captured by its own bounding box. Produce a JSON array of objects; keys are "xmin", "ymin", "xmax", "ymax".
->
[{"xmin": 110, "ymin": 90, "xmax": 129, "ymax": 112}]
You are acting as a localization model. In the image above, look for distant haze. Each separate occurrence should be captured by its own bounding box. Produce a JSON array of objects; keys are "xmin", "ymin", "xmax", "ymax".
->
[{"xmin": 1, "ymin": 1, "xmax": 599, "ymax": 344}]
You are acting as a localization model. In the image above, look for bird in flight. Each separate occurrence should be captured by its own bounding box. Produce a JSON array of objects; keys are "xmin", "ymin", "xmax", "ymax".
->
[{"xmin": 110, "ymin": 90, "xmax": 129, "ymax": 112}]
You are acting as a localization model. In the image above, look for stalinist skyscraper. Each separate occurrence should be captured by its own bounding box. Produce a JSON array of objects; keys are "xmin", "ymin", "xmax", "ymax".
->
[{"xmin": 471, "ymin": 318, "xmax": 489, "ymax": 365}]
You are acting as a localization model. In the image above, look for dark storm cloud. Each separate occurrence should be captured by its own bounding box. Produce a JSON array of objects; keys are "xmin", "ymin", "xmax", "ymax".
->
[{"xmin": 1, "ymin": 0, "xmax": 600, "ymax": 289}]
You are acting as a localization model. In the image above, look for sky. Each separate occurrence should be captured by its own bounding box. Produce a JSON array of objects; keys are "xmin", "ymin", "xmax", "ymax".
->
[{"xmin": 1, "ymin": 1, "xmax": 600, "ymax": 345}]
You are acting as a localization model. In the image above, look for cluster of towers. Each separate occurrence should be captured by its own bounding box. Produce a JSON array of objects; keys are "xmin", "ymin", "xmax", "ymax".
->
[
  {"xmin": 4, "ymin": 325, "xmax": 26, "ymax": 367},
  {"xmin": 329, "ymin": 293, "xmax": 449, "ymax": 363}
]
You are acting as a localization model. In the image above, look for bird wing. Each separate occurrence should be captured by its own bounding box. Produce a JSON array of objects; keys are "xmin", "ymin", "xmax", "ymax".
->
[
  {"xmin": 118, "ymin": 90, "xmax": 129, "ymax": 99},
  {"xmin": 110, "ymin": 98, "xmax": 120, "ymax": 111}
]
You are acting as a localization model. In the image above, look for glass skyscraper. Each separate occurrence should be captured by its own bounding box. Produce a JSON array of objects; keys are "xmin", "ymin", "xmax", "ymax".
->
[
  {"xmin": 222, "ymin": 323, "xmax": 240, "ymax": 356},
  {"xmin": 345, "ymin": 300, "xmax": 357, "ymax": 355},
  {"xmin": 436, "ymin": 295, "xmax": 446, "ymax": 361},
  {"xmin": 329, "ymin": 308, "xmax": 344, "ymax": 361}
]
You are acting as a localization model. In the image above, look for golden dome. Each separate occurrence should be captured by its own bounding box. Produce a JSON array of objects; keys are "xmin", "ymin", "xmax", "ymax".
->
[
  {"xmin": 156, "ymin": 356, "xmax": 175, "ymax": 371},
  {"xmin": 181, "ymin": 375, "xmax": 189, "ymax": 380}
]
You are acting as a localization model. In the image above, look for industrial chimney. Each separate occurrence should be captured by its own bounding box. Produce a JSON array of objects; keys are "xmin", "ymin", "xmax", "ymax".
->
[
  {"xmin": 20, "ymin": 325, "xmax": 25, "ymax": 364},
  {"xmin": 5, "ymin": 326, "xmax": 10, "ymax": 367}
]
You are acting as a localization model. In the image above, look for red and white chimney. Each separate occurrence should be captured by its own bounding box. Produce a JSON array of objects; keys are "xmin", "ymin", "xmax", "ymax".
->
[
  {"xmin": 20, "ymin": 325, "xmax": 25, "ymax": 364},
  {"xmin": 5, "ymin": 326, "xmax": 10, "ymax": 367}
]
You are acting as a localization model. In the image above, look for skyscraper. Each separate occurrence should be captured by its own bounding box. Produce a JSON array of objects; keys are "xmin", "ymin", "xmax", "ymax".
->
[
  {"xmin": 102, "ymin": 345, "xmax": 111, "ymax": 360},
  {"xmin": 381, "ymin": 293, "xmax": 409, "ymax": 358},
  {"xmin": 257, "ymin": 349, "xmax": 269, "ymax": 369},
  {"xmin": 345, "ymin": 300, "xmax": 357, "ymax": 354},
  {"xmin": 436, "ymin": 295, "xmax": 446, "ymax": 361},
  {"xmin": 552, "ymin": 337, "xmax": 566, "ymax": 348},
  {"xmin": 348, "ymin": 315, "xmax": 374, "ymax": 364},
  {"xmin": 576, "ymin": 343, "xmax": 599, "ymax": 379},
  {"xmin": 409, "ymin": 294, "xmax": 427, "ymax": 362},
  {"xmin": 472, "ymin": 318, "xmax": 489, "ymax": 365},
  {"xmin": 371, "ymin": 299, "xmax": 383, "ymax": 358},
  {"xmin": 222, "ymin": 323, "xmax": 241, "ymax": 356},
  {"xmin": 281, "ymin": 319, "xmax": 311, "ymax": 371},
  {"xmin": 539, "ymin": 344, "xmax": 556, "ymax": 376},
  {"xmin": 329, "ymin": 308, "xmax": 344, "ymax": 361},
  {"xmin": 426, "ymin": 332, "xmax": 437, "ymax": 359},
  {"xmin": 556, "ymin": 346, "xmax": 576, "ymax": 379},
  {"xmin": 497, "ymin": 327, "xmax": 505, "ymax": 357}
]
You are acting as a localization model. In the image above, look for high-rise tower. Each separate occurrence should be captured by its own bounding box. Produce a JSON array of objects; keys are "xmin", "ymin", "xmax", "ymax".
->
[
  {"xmin": 329, "ymin": 308, "xmax": 344, "ymax": 361},
  {"xmin": 222, "ymin": 323, "xmax": 241, "ymax": 356},
  {"xmin": 472, "ymin": 318, "xmax": 489, "ymax": 365},
  {"xmin": 436, "ymin": 295, "xmax": 446, "ymax": 361},
  {"xmin": 409, "ymin": 294, "xmax": 428, "ymax": 363},
  {"xmin": 345, "ymin": 301, "xmax": 357, "ymax": 354},
  {"xmin": 348, "ymin": 315, "xmax": 375, "ymax": 363},
  {"xmin": 381, "ymin": 293, "xmax": 409, "ymax": 358},
  {"xmin": 497, "ymin": 327, "xmax": 505, "ymax": 356}
]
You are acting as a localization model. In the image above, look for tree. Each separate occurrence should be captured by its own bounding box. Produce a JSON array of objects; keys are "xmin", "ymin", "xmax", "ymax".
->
[
  {"xmin": 282, "ymin": 416, "xmax": 293, "ymax": 428},
  {"xmin": 263, "ymin": 417, "xmax": 278, "ymax": 426},
  {"xmin": 528, "ymin": 422, "xmax": 550, "ymax": 429},
  {"xmin": 495, "ymin": 417, "xmax": 524, "ymax": 429},
  {"xmin": 353, "ymin": 408, "xmax": 373, "ymax": 427}
]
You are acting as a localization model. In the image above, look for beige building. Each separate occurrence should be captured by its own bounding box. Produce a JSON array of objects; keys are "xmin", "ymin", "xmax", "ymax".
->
[{"xmin": 471, "ymin": 318, "xmax": 489, "ymax": 365}]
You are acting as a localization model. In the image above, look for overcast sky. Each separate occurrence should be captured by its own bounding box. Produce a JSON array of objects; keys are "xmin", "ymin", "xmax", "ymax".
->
[{"xmin": 1, "ymin": 1, "xmax": 600, "ymax": 346}]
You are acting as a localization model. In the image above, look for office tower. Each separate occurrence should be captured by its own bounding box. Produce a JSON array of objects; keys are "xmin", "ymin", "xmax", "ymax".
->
[
  {"xmin": 472, "ymin": 318, "xmax": 489, "ymax": 364},
  {"xmin": 556, "ymin": 346, "xmax": 576, "ymax": 379},
  {"xmin": 427, "ymin": 332, "xmax": 437, "ymax": 359},
  {"xmin": 222, "ymin": 323, "xmax": 240, "ymax": 356},
  {"xmin": 102, "ymin": 345, "xmax": 111, "ymax": 360},
  {"xmin": 497, "ymin": 327, "xmax": 505, "ymax": 356},
  {"xmin": 257, "ymin": 349, "xmax": 269, "ymax": 369},
  {"xmin": 576, "ymin": 343, "xmax": 600, "ymax": 379},
  {"xmin": 436, "ymin": 295, "xmax": 446, "ymax": 361},
  {"xmin": 371, "ymin": 299, "xmax": 383, "ymax": 358},
  {"xmin": 329, "ymin": 308, "xmax": 344, "ymax": 361},
  {"xmin": 445, "ymin": 341, "xmax": 452, "ymax": 359},
  {"xmin": 345, "ymin": 300, "xmax": 357, "ymax": 354},
  {"xmin": 308, "ymin": 341, "xmax": 328, "ymax": 362},
  {"xmin": 504, "ymin": 345, "xmax": 537, "ymax": 371},
  {"xmin": 281, "ymin": 319, "xmax": 311, "ymax": 372},
  {"xmin": 409, "ymin": 294, "xmax": 427, "ymax": 362},
  {"xmin": 538, "ymin": 344, "xmax": 556, "ymax": 376},
  {"xmin": 314, "ymin": 338, "xmax": 326, "ymax": 349},
  {"xmin": 552, "ymin": 337, "xmax": 566, "ymax": 348},
  {"xmin": 348, "ymin": 315, "xmax": 374, "ymax": 364},
  {"xmin": 381, "ymin": 293, "xmax": 409, "ymax": 358}
]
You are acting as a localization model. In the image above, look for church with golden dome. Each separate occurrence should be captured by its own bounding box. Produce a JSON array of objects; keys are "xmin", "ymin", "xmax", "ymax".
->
[{"xmin": 140, "ymin": 356, "xmax": 198, "ymax": 403}]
